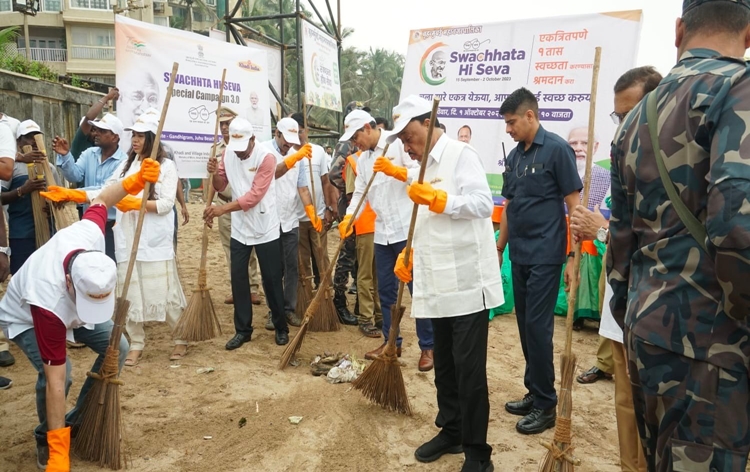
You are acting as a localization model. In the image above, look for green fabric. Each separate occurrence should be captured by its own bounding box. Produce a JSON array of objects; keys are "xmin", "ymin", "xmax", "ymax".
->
[
  {"xmin": 489, "ymin": 230, "xmax": 515, "ymax": 319},
  {"xmin": 573, "ymin": 252, "xmax": 603, "ymax": 321},
  {"xmin": 554, "ymin": 264, "xmax": 568, "ymax": 316}
]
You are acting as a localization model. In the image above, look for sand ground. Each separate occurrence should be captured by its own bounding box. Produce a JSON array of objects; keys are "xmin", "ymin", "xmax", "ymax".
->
[{"xmin": 0, "ymin": 201, "xmax": 622, "ymax": 472}]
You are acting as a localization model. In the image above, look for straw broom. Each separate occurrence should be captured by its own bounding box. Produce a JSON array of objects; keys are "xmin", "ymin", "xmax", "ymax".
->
[
  {"xmin": 539, "ymin": 47, "xmax": 601, "ymax": 472},
  {"xmin": 72, "ymin": 62, "xmax": 180, "ymax": 470},
  {"xmin": 301, "ymin": 98, "xmax": 340, "ymax": 332},
  {"xmin": 351, "ymin": 98, "xmax": 440, "ymax": 415},
  {"xmin": 173, "ymin": 68, "xmax": 227, "ymax": 342},
  {"xmin": 296, "ymin": 253, "xmax": 314, "ymax": 314},
  {"xmin": 279, "ymin": 143, "xmax": 391, "ymax": 369},
  {"xmin": 33, "ymin": 134, "xmax": 79, "ymax": 229},
  {"xmin": 27, "ymin": 160, "xmax": 51, "ymax": 248}
]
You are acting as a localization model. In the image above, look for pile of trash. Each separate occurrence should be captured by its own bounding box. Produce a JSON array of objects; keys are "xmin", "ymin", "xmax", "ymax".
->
[{"xmin": 310, "ymin": 352, "xmax": 366, "ymax": 384}]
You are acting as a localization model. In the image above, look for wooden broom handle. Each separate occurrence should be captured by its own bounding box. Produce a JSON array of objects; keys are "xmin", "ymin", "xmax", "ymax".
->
[
  {"xmin": 120, "ymin": 62, "xmax": 179, "ymax": 301},
  {"xmin": 200, "ymin": 68, "xmax": 227, "ymax": 274},
  {"xmin": 564, "ymin": 47, "xmax": 601, "ymax": 356},
  {"xmin": 394, "ymin": 98, "xmax": 440, "ymax": 310}
]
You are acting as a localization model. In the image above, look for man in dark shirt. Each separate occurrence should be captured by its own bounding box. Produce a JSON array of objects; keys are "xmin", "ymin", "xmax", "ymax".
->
[{"xmin": 497, "ymin": 88, "xmax": 582, "ymax": 435}]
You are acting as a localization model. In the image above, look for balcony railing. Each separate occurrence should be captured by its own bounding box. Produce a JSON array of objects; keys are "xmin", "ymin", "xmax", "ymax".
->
[
  {"xmin": 70, "ymin": 46, "xmax": 114, "ymax": 60},
  {"xmin": 19, "ymin": 47, "xmax": 67, "ymax": 62}
]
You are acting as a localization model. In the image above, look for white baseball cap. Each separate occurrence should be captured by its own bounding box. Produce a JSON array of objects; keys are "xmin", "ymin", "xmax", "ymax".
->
[
  {"xmin": 226, "ymin": 117, "xmax": 255, "ymax": 152},
  {"xmin": 339, "ymin": 110, "xmax": 375, "ymax": 142},
  {"xmin": 69, "ymin": 251, "xmax": 117, "ymax": 325},
  {"xmin": 275, "ymin": 117, "xmax": 301, "ymax": 146},
  {"xmin": 386, "ymin": 95, "xmax": 433, "ymax": 144},
  {"xmin": 125, "ymin": 107, "xmax": 160, "ymax": 134},
  {"xmin": 16, "ymin": 119, "xmax": 43, "ymax": 139},
  {"xmin": 89, "ymin": 113, "xmax": 124, "ymax": 141}
]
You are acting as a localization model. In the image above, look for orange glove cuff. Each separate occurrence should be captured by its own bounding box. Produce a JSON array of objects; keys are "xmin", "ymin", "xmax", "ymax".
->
[
  {"xmin": 46, "ymin": 426, "xmax": 70, "ymax": 472},
  {"xmin": 284, "ymin": 144, "xmax": 312, "ymax": 169},
  {"xmin": 373, "ymin": 157, "xmax": 408, "ymax": 182},
  {"xmin": 122, "ymin": 173, "xmax": 146, "ymax": 195},
  {"xmin": 428, "ymin": 189, "xmax": 448, "ymax": 214},
  {"xmin": 39, "ymin": 187, "xmax": 87, "ymax": 204},
  {"xmin": 339, "ymin": 214, "xmax": 354, "ymax": 239},
  {"xmin": 116, "ymin": 196, "xmax": 142, "ymax": 213},
  {"xmin": 394, "ymin": 248, "xmax": 414, "ymax": 284}
]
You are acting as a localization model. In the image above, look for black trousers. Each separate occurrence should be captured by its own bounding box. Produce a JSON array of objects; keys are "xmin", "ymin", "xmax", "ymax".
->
[
  {"xmin": 230, "ymin": 237, "xmax": 287, "ymax": 336},
  {"xmin": 433, "ymin": 310, "xmax": 492, "ymax": 462},
  {"xmin": 104, "ymin": 220, "xmax": 116, "ymax": 262},
  {"xmin": 512, "ymin": 263, "xmax": 562, "ymax": 410}
]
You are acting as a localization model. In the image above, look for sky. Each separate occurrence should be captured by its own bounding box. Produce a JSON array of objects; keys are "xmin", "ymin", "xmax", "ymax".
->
[{"xmin": 339, "ymin": 0, "xmax": 683, "ymax": 76}]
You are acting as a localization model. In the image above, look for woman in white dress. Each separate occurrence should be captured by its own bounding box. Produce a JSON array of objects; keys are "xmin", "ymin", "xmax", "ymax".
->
[{"xmin": 87, "ymin": 109, "xmax": 187, "ymax": 365}]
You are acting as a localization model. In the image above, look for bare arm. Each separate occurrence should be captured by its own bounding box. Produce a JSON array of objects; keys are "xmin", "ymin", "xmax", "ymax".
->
[
  {"xmin": 298, "ymin": 185, "xmax": 313, "ymax": 207},
  {"xmin": 80, "ymin": 88, "xmax": 119, "ymax": 135}
]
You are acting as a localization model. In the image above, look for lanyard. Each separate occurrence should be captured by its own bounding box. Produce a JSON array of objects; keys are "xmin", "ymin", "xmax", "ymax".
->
[{"xmin": 515, "ymin": 147, "xmax": 539, "ymax": 178}]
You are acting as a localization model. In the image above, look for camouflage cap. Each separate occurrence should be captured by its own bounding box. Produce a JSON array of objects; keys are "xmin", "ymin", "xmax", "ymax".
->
[{"xmin": 683, "ymin": 0, "xmax": 750, "ymax": 14}]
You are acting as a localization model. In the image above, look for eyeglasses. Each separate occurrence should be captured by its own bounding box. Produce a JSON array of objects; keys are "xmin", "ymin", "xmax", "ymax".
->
[
  {"xmin": 349, "ymin": 127, "xmax": 365, "ymax": 143},
  {"xmin": 610, "ymin": 111, "xmax": 626, "ymax": 125}
]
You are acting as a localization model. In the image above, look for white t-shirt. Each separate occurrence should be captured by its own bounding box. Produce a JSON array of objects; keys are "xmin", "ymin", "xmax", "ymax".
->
[
  {"xmin": 300, "ymin": 143, "xmax": 328, "ymax": 220},
  {"xmin": 0, "ymin": 115, "xmax": 18, "ymax": 187},
  {"xmin": 0, "ymin": 219, "xmax": 105, "ymax": 341}
]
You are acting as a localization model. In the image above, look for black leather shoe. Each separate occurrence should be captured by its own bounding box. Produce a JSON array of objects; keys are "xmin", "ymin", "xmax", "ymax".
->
[
  {"xmin": 505, "ymin": 393, "xmax": 534, "ymax": 416},
  {"xmin": 461, "ymin": 460, "xmax": 494, "ymax": 472},
  {"xmin": 0, "ymin": 350, "xmax": 15, "ymax": 367},
  {"xmin": 225, "ymin": 333, "xmax": 251, "ymax": 350},
  {"xmin": 516, "ymin": 407, "xmax": 556, "ymax": 435},
  {"xmin": 336, "ymin": 306, "xmax": 358, "ymax": 326},
  {"xmin": 414, "ymin": 435, "xmax": 463, "ymax": 463},
  {"xmin": 275, "ymin": 331, "xmax": 289, "ymax": 346}
]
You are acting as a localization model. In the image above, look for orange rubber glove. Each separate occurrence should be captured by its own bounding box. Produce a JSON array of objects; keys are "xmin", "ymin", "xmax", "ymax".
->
[
  {"xmin": 46, "ymin": 426, "xmax": 70, "ymax": 472},
  {"xmin": 339, "ymin": 214, "xmax": 354, "ymax": 239},
  {"xmin": 305, "ymin": 204, "xmax": 322, "ymax": 232},
  {"xmin": 283, "ymin": 143, "xmax": 312, "ymax": 170},
  {"xmin": 373, "ymin": 156, "xmax": 407, "ymax": 182},
  {"xmin": 408, "ymin": 181, "xmax": 448, "ymax": 213},
  {"xmin": 40, "ymin": 186, "xmax": 86, "ymax": 204},
  {"xmin": 115, "ymin": 195, "xmax": 142, "ymax": 213},
  {"xmin": 122, "ymin": 157, "xmax": 161, "ymax": 195},
  {"xmin": 394, "ymin": 247, "xmax": 414, "ymax": 284}
]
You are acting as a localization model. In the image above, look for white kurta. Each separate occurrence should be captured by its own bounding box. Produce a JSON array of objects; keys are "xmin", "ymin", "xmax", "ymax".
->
[{"xmin": 407, "ymin": 135, "xmax": 504, "ymax": 319}]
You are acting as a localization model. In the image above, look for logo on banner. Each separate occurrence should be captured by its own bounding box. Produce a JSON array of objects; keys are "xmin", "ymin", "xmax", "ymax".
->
[
  {"xmin": 420, "ymin": 42, "xmax": 449, "ymax": 86},
  {"xmin": 238, "ymin": 60, "xmax": 262, "ymax": 72},
  {"xmin": 188, "ymin": 105, "xmax": 211, "ymax": 123},
  {"xmin": 125, "ymin": 36, "xmax": 150, "ymax": 57}
]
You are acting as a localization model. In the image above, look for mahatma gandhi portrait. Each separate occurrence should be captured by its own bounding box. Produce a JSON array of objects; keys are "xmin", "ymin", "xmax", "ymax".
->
[{"xmin": 430, "ymin": 50, "xmax": 447, "ymax": 79}]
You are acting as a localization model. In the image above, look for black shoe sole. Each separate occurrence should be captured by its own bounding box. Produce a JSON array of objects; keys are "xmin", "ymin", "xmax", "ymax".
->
[
  {"xmin": 225, "ymin": 338, "xmax": 250, "ymax": 350},
  {"xmin": 414, "ymin": 444, "xmax": 463, "ymax": 463},
  {"xmin": 505, "ymin": 404, "xmax": 533, "ymax": 416},
  {"xmin": 515, "ymin": 417, "xmax": 556, "ymax": 435}
]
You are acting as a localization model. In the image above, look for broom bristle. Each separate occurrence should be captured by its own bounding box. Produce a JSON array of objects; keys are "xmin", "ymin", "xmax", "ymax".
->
[
  {"xmin": 352, "ymin": 305, "xmax": 410, "ymax": 414},
  {"xmin": 278, "ymin": 319, "xmax": 309, "ymax": 370},
  {"xmin": 173, "ymin": 287, "xmax": 222, "ymax": 342},
  {"xmin": 539, "ymin": 352, "xmax": 579, "ymax": 471},
  {"xmin": 307, "ymin": 288, "xmax": 340, "ymax": 332},
  {"xmin": 296, "ymin": 275, "xmax": 313, "ymax": 314}
]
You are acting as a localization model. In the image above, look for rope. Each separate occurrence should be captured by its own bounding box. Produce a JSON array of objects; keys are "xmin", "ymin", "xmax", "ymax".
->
[
  {"xmin": 85, "ymin": 347, "xmax": 124, "ymax": 386},
  {"xmin": 539, "ymin": 417, "xmax": 577, "ymax": 465},
  {"xmin": 554, "ymin": 417, "xmax": 572, "ymax": 443}
]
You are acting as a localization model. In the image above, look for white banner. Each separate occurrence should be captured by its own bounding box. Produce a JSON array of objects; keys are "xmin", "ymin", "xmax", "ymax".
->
[
  {"xmin": 115, "ymin": 16, "xmax": 270, "ymax": 178},
  {"xmin": 302, "ymin": 21, "xmax": 342, "ymax": 112},
  {"xmin": 400, "ymin": 10, "xmax": 643, "ymax": 201}
]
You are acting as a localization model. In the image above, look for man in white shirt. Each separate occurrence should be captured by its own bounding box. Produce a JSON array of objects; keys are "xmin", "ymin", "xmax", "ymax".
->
[
  {"xmin": 338, "ymin": 109, "xmax": 435, "ymax": 371},
  {"xmin": 1, "ymin": 159, "xmax": 159, "ymax": 470},
  {"xmin": 0, "ymin": 111, "xmax": 20, "ymax": 181},
  {"xmin": 384, "ymin": 95, "xmax": 503, "ymax": 472},
  {"xmin": 265, "ymin": 117, "xmax": 320, "ymax": 328}
]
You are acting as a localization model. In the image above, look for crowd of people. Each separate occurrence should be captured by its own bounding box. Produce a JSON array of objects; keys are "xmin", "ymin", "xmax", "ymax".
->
[{"xmin": 0, "ymin": 0, "xmax": 749, "ymax": 471}]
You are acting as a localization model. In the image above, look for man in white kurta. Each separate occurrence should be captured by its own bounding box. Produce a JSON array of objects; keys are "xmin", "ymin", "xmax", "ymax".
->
[{"xmin": 384, "ymin": 95, "xmax": 503, "ymax": 472}]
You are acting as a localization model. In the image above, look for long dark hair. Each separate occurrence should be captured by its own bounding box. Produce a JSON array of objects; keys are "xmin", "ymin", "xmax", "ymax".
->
[{"xmin": 123, "ymin": 131, "xmax": 166, "ymax": 200}]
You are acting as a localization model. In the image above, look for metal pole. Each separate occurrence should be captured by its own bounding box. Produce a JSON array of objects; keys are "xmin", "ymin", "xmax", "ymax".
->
[
  {"xmin": 306, "ymin": 0, "xmax": 332, "ymax": 36},
  {"xmin": 279, "ymin": 0, "xmax": 285, "ymax": 109},
  {"xmin": 336, "ymin": 0, "xmax": 340, "ymax": 38},
  {"xmin": 323, "ymin": 0, "xmax": 339, "ymax": 41},
  {"xmin": 295, "ymin": 0, "xmax": 302, "ymax": 112},
  {"xmin": 231, "ymin": 12, "xmax": 297, "ymax": 22},
  {"xmin": 234, "ymin": 22, "xmax": 287, "ymax": 48},
  {"xmin": 23, "ymin": 12, "xmax": 31, "ymax": 61},
  {"xmin": 224, "ymin": 0, "xmax": 230, "ymax": 42}
]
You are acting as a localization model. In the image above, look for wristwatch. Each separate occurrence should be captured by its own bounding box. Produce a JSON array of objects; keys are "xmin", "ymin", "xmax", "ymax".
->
[
  {"xmin": 596, "ymin": 226, "xmax": 609, "ymax": 243},
  {"xmin": 0, "ymin": 247, "xmax": 11, "ymax": 257},
  {"xmin": 325, "ymin": 206, "xmax": 334, "ymax": 212}
]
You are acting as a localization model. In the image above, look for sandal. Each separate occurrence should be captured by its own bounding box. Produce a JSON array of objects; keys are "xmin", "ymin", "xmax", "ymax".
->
[
  {"xmin": 358, "ymin": 323, "xmax": 381, "ymax": 339},
  {"xmin": 124, "ymin": 350, "xmax": 142, "ymax": 367},
  {"xmin": 169, "ymin": 345, "xmax": 188, "ymax": 361}
]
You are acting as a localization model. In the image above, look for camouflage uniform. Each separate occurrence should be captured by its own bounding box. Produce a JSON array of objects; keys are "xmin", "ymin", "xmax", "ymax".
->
[
  {"xmin": 330, "ymin": 141, "xmax": 357, "ymax": 308},
  {"xmin": 608, "ymin": 40, "xmax": 750, "ymax": 472}
]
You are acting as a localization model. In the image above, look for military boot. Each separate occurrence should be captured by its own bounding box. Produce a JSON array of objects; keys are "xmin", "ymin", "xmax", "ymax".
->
[{"xmin": 334, "ymin": 291, "xmax": 358, "ymax": 325}]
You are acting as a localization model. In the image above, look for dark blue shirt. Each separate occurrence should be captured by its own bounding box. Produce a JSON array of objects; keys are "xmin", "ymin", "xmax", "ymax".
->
[
  {"xmin": 501, "ymin": 126, "xmax": 582, "ymax": 265},
  {"xmin": 3, "ymin": 164, "xmax": 36, "ymax": 240}
]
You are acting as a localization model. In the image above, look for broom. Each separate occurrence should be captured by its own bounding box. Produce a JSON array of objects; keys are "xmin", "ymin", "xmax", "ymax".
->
[
  {"xmin": 352, "ymin": 98, "xmax": 440, "ymax": 415},
  {"xmin": 295, "ymin": 252, "xmax": 314, "ymax": 314},
  {"xmin": 279, "ymin": 142, "xmax": 391, "ymax": 369},
  {"xmin": 26, "ymin": 160, "xmax": 51, "ymax": 248},
  {"xmin": 539, "ymin": 47, "xmax": 601, "ymax": 472},
  {"xmin": 172, "ymin": 68, "xmax": 227, "ymax": 342},
  {"xmin": 303, "ymin": 98, "xmax": 340, "ymax": 332},
  {"xmin": 72, "ymin": 61, "xmax": 180, "ymax": 470},
  {"xmin": 34, "ymin": 133, "xmax": 80, "ymax": 229}
]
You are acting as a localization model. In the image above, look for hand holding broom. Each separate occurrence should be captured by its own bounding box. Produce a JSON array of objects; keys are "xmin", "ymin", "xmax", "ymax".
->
[
  {"xmin": 173, "ymin": 68, "xmax": 227, "ymax": 342},
  {"xmin": 72, "ymin": 61, "xmax": 180, "ymax": 470},
  {"xmin": 351, "ymin": 98, "xmax": 441, "ymax": 415}
]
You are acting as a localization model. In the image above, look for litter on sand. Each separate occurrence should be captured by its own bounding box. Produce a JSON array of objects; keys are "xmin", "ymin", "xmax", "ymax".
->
[
  {"xmin": 288, "ymin": 416, "xmax": 303, "ymax": 425},
  {"xmin": 309, "ymin": 352, "xmax": 365, "ymax": 383},
  {"xmin": 196, "ymin": 367, "xmax": 215, "ymax": 374}
]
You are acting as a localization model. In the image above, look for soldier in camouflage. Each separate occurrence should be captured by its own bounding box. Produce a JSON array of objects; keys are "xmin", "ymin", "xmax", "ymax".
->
[{"xmin": 608, "ymin": 1, "xmax": 750, "ymax": 471}]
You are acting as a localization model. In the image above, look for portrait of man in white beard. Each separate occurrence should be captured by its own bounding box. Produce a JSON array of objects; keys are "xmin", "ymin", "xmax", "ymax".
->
[{"xmin": 567, "ymin": 126, "xmax": 608, "ymax": 208}]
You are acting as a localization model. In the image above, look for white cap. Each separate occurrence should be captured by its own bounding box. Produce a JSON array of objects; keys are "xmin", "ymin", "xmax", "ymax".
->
[
  {"xmin": 386, "ymin": 95, "xmax": 433, "ymax": 144},
  {"xmin": 125, "ymin": 107, "xmax": 160, "ymax": 134},
  {"xmin": 339, "ymin": 109, "xmax": 375, "ymax": 142},
  {"xmin": 226, "ymin": 117, "xmax": 255, "ymax": 152},
  {"xmin": 89, "ymin": 113, "xmax": 124, "ymax": 142},
  {"xmin": 275, "ymin": 117, "xmax": 301, "ymax": 146},
  {"xmin": 16, "ymin": 119, "xmax": 43, "ymax": 139},
  {"xmin": 70, "ymin": 251, "xmax": 117, "ymax": 325}
]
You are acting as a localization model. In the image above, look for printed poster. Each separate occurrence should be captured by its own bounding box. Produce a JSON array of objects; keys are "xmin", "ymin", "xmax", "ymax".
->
[{"xmin": 302, "ymin": 21, "xmax": 342, "ymax": 112}]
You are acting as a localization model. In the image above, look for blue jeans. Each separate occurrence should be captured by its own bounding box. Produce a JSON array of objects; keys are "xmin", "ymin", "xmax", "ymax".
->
[
  {"xmin": 12, "ymin": 320, "xmax": 128, "ymax": 444},
  {"xmin": 374, "ymin": 241, "xmax": 434, "ymax": 350}
]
